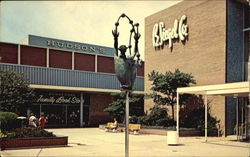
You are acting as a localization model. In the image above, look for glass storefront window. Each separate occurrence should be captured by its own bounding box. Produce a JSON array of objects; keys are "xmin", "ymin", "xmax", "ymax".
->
[
  {"xmin": 28, "ymin": 104, "xmax": 81, "ymax": 127},
  {"xmin": 42, "ymin": 105, "xmax": 67, "ymax": 127},
  {"xmin": 67, "ymin": 105, "xmax": 80, "ymax": 127}
]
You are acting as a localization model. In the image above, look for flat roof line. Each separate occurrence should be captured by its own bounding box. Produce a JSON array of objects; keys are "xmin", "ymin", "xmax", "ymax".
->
[
  {"xmin": 177, "ymin": 81, "xmax": 249, "ymax": 96},
  {"xmin": 30, "ymin": 84, "xmax": 144, "ymax": 94}
]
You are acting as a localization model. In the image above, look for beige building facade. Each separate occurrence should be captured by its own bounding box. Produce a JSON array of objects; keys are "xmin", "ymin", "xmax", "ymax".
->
[{"xmin": 145, "ymin": 0, "xmax": 249, "ymax": 135}]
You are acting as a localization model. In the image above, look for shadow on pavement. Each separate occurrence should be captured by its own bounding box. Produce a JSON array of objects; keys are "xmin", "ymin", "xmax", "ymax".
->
[{"xmin": 203, "ymin": 142, "xmax": 249, "ymax": 148}]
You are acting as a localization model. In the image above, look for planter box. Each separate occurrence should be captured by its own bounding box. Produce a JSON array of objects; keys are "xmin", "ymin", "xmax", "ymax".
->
[
  {"xmin": 0, "ymin": 136, "xmax": 68, "ymax": 150},
  {"xmin": 99, "ymin": 124, "xmax": 200, "ymax": 136},
  {"xmin": 139, "ymin": 129, "xmax": 200, "ymax": 136}
]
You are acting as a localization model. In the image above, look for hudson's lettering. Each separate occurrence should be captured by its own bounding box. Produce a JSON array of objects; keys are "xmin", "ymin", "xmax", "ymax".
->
[
  {"xmin": 46, "ymin": 40, "xmax": 105, "ymax": 54},
  {"xmin": 47, "ymin": 40, "xmax": 55, "ymax": 47},
  {"xmin": 66, "ymin": 43, "xmax": 73, "ymax": 49},
  {"xmin": 74, "ymin": 44, "xmax": 81, "ymax": 50},
  {"xmin": 57, "ymin": 42, "xmax": 64, "ymax": 48}
]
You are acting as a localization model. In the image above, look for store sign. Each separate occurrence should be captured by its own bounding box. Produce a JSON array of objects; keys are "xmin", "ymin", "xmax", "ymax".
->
[
  {"xmin": 36, "ymin": 92, "xmax": 81, "ymax": 105},
  {"xmin": 28, "ymin": 35, "xmax": 115, "ymax": 57},
  {"xmin": 46, "ymin": 40, "xmax": 105, "ymax": 54},
  {"xmin": 152, "ymin": 15, "xmax": 188, "ymax": 49}
]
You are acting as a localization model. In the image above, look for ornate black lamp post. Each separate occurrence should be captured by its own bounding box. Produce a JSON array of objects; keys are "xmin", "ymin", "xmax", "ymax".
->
[{"xmin": 112, "ymin": 13, "xmax": 141, "ymax": 157}]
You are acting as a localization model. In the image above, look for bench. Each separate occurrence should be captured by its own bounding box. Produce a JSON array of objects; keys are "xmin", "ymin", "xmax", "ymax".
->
[
  {"xmin": 105, "ymin": 122, "xmax": 118, "ymax": 132},
  {"xmin": 129, "ymin": 124, "xmax": 141, "ymax": 134}
]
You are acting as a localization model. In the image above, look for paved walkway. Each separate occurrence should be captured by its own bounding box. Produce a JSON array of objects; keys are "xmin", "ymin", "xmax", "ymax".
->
[{"xmin": 1, "ymin": 128, "xmax": 250, "ymax": 157}]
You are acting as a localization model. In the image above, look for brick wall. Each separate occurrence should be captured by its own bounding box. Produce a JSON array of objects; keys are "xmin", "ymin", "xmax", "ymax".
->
[
  {"xmin": 74, "ymin": 53, "xmax": 95, "ymax": 72},
  {"xmin": 97, "ymin": 56, "xmax": 115, "ymax": 73},
  {"xmin": 137, "ymin": 62, "xmax": 144, "ymax": 77},
  {"xmin": 21, "ymin": 45, "xmax": 46, "ymax": 67},
  {"xmin": 49, "ymin": 49, "xmax": 72, "ymax": 69},
  {"xmin": 145, "ymin": 0, "xmax": 226, "ymax": 134},
  {"xmin": 0, "ymin": 43, "xmax": 18, "ymax": 64},
  {"xmin": 89, "ymin": 93, "xmax": 113, "ymax": 126}
]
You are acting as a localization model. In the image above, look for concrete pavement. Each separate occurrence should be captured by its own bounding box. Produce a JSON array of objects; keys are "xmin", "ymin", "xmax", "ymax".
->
[{"xmin": 1, "ymin": 128, "xmax": 250, "ymax": 157}]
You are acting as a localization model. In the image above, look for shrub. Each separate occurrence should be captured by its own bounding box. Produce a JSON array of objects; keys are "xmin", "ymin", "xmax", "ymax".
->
[
  {"xmin": 129, "ymin": 115, "xmax": 139, "ymax": 124},
  {"xmin": 6, "ymin": 127, "xmax": 55, "ymax": 139},
  {"xmin": 130, "ymin": 106, "xmax": 175, "ymax": 127},
  {"xmin": 182, "ymin": 106, "xmax": 220, "ymax": 136},
  {"xmin": 0, "ymin": 112, "xmax": 19, "ymax": 131}
]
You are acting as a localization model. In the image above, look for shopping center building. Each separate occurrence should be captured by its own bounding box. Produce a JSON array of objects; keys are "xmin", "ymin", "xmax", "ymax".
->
[
  {"xmin": 145, "ymin": 0, "xmax": 249, "ymax": 136},
  {"xmin": 0, "ymin": 35, "xmax": 144, "ymax": 127}
]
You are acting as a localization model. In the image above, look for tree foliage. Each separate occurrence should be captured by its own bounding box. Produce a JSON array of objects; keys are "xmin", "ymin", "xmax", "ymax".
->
[
  {"xmin": 0, "ymin": 70, "xmax": 35, "ymax": 112},
  {"xmin": 0, "ymin": 111, "xmax": 19, "ymax": 131},
  {"xmin": 130, "ymin": 105, "xmax": 175, "ymax": 127},
  {"xmin": 104, "ymin": 93, "xmax": 144, "ymax": 123},
  {"xmin": 182, "ymin": 104, "xmax": 221, "ymax": 136},
  {"xmin": 148, "ymin": 69, "xmax": 196, "ymax": 120}
]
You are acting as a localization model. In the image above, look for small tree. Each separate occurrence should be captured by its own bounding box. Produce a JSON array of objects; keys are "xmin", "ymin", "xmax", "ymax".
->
[
  {"xmin": 148, "ymin": 69, "xmax": 196, "ymax": 120},
  {"xmin": 0, "ymin": 70, "xmax": 35, "ymax": 112},
  {"xmin": 182, "ymin": 104, "xmax": 221, "ymax": 136},
  {"xmin": 104, "ymin": 93, "xmax": 144, "ymax": 123}
]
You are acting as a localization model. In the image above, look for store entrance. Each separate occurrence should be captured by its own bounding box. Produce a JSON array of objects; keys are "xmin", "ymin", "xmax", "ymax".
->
[
  {"xmin": 29, "ymin": 91, "xmax": 89, "ymax": 128},
  {"xmin": 28, "ymin": 104, "xmax": 81, "ymax": 128},
  {"xmin": 41, "ymin": 104, "xmax": 80, "ymax": 128},
  {"xmin": 42, "ymin": 105, "xmax": 67, "ymax": 127},
  {"xmin": 67, "ymin": 105, "xmax": 80, "ymax": 127}
]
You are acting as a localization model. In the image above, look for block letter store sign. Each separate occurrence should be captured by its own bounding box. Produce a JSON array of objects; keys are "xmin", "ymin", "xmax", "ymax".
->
[{"xmin": 152, "ymin": 15, "xmax": 188, "ymax": 49}]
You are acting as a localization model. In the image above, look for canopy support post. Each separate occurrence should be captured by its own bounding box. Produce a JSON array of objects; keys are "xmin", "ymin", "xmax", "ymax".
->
[
  {"xmin": 177, "ymin": 92, "xmax": 179, "ymax": 136},
  {"xmin": 205, "ymin": 94, "xmax": 208, "ymax": 142},
  {"xmin": 236, "ymin": 97, "xmax": 239, "ymax": 140}
]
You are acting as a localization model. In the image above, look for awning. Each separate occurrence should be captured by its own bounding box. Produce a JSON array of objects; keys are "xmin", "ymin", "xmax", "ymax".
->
[
  {"xmin": 177, "ymin": 81, "xmax": 249, "ymax": 97},
  {"xmin": 176, "ymin": 81, "xmax": 249, "ymax": 142}
]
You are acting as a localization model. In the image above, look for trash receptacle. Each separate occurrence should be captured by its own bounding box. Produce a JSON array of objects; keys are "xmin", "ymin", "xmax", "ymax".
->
[{"xmin": 167, "ymin": 131, "xmax": 179, "ymax": 145}]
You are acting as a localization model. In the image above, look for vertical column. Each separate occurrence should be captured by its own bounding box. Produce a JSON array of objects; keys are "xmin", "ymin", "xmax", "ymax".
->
[
  {"xmin": 241, "ymin": 99, "xmax": 244, "ymax": 140},
  {"xmin": 248, "ymin": 91, "xmax": 250, "ymax": 141},
  {"xmin": 72, "ymin": 52, "xmax": 75, "ymax": 70},
  {"xmin": 40, "ymin": 104, "xmax": 42, "ymax": 117},
  {"xmin": 205, "ymin": 95, "xmax": 208, "ymax": 142},
  {"xmin": 125, "ymin": 91, "xmax": 129, "ymax": 157},
  {"xmin": 66, "ymin": 105, "xmax": 68, "ymax": 125},
  {"xmin": 236, "ymin": 98, "xmax": 239, "ymax": 140},
  {"xmin": 176, "ymin": 93, "xmax": 179, "ymax": 136},
  {"xmin": 46, "ymin": 48, "xmax": 49, "ymax": 67},
  {"xmin": 95, "ymin": 55, "xmax": 98, "ymax": 72},
  {"xmin": 18, "ymin": 44, "xmax": 21, "ymax": 64},
  {"xmin": 80, "ymin": 92, "xmax": 83, "ymax": 127},
  {"xmin": 244, "ymin": 98, "xmax": 248, "ymax": 140}
]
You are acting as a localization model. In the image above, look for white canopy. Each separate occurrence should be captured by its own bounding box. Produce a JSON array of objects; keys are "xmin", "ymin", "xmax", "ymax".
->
[{"xmin": 176, "ymin": 81, "xmax": 249, "ymax": 141}]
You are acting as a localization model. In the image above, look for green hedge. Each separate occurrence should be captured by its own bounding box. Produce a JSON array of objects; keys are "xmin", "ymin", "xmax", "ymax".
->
[
  {"xmin": 6, "ymin": 127, "xmax": 55, "ymax": 139},
  {"xmin": 182, "ymin": 107, "xmax": 220, "ymax": 136},
  {"xmin": 130, "ymin": 106, "xmax": 176, "ymax": 127},
  {"xmin": 0, "ymin": 112, "xmax": 19, "ymax": 131}
]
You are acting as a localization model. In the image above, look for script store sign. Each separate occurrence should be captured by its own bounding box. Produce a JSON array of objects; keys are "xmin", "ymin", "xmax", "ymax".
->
[{"xmin": 152, "ymin": 15, "xmax": 188, "ymax": 49}]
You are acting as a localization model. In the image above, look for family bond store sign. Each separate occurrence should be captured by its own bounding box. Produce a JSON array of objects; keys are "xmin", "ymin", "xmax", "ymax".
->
[
  {"xmin": 152, "ymin": 15, "xmax": 188, "ymax": 49},
  {"xmin": 36, "ymin": 92, "xmax": 81, "ymax": 105}
]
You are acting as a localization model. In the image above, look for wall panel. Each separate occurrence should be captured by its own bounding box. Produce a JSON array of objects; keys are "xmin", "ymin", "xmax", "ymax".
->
[
  {"xmin": 0, "ymin": 43, "xmax": 18, "ymax": 64},
  {"xmin": 137, "ymin": 62, "xmax": 144, "ymax": 76},
  {"xmin": 97, "ymin": 56, "xmax": 114, "ymax": 73},
  {"xmin": 21, "ymin": 45, "xmax": 46, "ymax": 67},
  {"xmin": 49, "ymin": 49, "xmax": 72, "ymax": 69},
  {"xmin": 75, "ymin": 53, "xmax": 95, "ymax": 72}
]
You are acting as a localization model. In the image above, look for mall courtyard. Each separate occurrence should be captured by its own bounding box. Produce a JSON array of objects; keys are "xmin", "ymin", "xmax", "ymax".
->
[{"xmin": 1, "ymin": 128, "xmax": 249, "ymax": 157}]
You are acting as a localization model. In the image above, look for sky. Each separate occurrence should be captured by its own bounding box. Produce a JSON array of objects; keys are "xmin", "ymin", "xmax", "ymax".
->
[{"xmin": 0, "ymin": 1, "xmax": 181, "ymax": 59}]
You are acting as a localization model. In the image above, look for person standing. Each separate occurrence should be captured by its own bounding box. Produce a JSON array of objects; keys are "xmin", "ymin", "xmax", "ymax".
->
[
  {"xmin": 39, "ymin": 113, "xmax": 46, "ymax": 129},
  {"xmin": 29, "ymin": 113, "xmax": 37, "ymax": 127}
]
